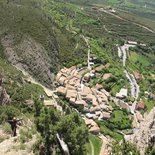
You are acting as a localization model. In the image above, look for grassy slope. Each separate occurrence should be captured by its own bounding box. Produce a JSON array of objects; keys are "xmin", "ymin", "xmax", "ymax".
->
[
  {"xmin": 42, "ymin": 1, "xmax": 88, "ymax": 66},
  {"xmin": 65, "ymin": 0, "xmax": 155, "ymax": 31},
  {"xmin": 86, "ymin": 134, "xmax": 102, "ymax": 155},
  {"xmin": 0, "ymin": 0, "xmax": 88, "ymax": 72},
  {"xmin": 0, "ymin": 45, "xmax": 45, "ymax": 105},
  {"xmin": 129, "ymin": 52, "xmax": 150, "ymax": 68},
  {"xmin": 89, "ymin": 134, "xmax": 102, "ymax": 155}
]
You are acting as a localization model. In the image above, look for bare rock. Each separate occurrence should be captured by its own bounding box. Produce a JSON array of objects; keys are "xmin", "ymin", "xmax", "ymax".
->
[
  {"xmin": 125, "ymin": 108, "xmax": 155, "ymax": 155},
  {"xmin": 1, "ymin": 35, "xmax": 58, "ymax": 88},
  {"xmin": 0, "ymin": 79, "xmax": 11, "ymax": 105}
]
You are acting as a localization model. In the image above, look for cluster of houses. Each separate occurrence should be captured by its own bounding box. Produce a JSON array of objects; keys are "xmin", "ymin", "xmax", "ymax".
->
[
  {"xmin": 115, "ymin": 88, "xmax": 145, "ymax": 111},
  {"xmin": 54, "ymin": 53, "xmax": 153, "ymax": 133},
  {"xmin": 115, "ymin": 88, "xmax": 146, "ymax": 112},
  {"xmin": 54, "ymin": 64, "xmax": 148, "ymax": 133},
  {"xmin": 84, "ymin": 118, "xmax": 100, "ymax": 134},
  {"xmin": 55, "ymin": 65, "xmax": 113, "ymax": 133}
]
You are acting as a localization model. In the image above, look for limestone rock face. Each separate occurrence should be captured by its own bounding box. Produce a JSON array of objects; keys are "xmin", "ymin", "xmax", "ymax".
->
[
  {"xmin": 1, "ymin": 35, "xmax": 58, "ymax": 89},
  {"xmin": 126, "ymin": 108, "xmax": 155, "ymax": 155},
  {"xmin": 0, "ymin": 79, "xmax": 11, "ymax": 105}
]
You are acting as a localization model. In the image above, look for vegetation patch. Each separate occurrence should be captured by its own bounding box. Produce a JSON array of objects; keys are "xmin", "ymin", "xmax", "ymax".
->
[
  {"xmin": 33, "ymin": 99, "xmax": 89, "ymax": 155},
  {"xmin": 97, "ymin": 109, "xmax": 132, "ymax": 141},
  {"xmin": 89, "ymin": 134, "xmax": 102, "ymax": 155}
]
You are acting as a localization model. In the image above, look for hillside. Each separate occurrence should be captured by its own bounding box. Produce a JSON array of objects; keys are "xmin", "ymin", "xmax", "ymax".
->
[
  {"xmin": 65, "ymin": 0, "xmax": 155, "ymax": 32},
  {"xmin": 0, "ymin": 0, "xmax": 87, "ymax": 88},
  {"xmin": 0, "ymin": 0, "xmax": 155, "ymax": 155},
  {"xmin": 1, "ymin": 0, "xmax": 155, "ymax": 88}
]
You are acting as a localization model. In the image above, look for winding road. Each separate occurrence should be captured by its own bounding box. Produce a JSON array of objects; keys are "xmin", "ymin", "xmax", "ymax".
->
[
  {"xmin": 120, "ymin": 44, "xmax": 135, "ymax": 67},
  {"xmin": 118, "ymin": 43, "xmax": 140, "ymax": 128},
  {"xmin": 118, "ymin": 44, "xmax": 140, "ymax": 102}
]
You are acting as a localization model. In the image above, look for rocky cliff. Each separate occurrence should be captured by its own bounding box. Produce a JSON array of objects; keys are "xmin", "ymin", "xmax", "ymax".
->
[
  {"xmin": 1, "ymin": 35, "xmax": 57, "ymax": 88},
  {"xmin": 125, "ymin": 108, "xmax": 155, "ymax": 155},
  {"xmin": 0, "ymin": 0, "xmax": 86, "ymax": 89},
  {"xmin": 0, "ymin": 78, "xmax": 10, "ymax": 105}
]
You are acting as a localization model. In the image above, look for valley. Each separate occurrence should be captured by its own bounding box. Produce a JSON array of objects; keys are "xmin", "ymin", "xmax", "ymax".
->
[{"xmin": 0, "ymin": 0, "xmax": 155, "ymax": 155}]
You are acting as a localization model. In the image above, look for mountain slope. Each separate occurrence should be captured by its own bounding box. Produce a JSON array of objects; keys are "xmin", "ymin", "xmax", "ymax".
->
[
  {"xmin": 64, "ymin": 0, "xmax": 155, "ymax": 32},
  {"xmin": 0, "ymin": 0, "xmax": 87, "ymax": 88}
]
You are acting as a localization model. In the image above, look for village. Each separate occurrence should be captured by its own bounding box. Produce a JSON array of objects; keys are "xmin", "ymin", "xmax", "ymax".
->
[
  {"xmin": 56, "ymin": 62, "xmax": 111, "ymax": 134},
  {"xmin": 54, "ymin": 52, "xmax": 145, "ymax": 134},
  {"xmin": 31, "ymin": 40, "xmax": 155, "ymax": 155}
]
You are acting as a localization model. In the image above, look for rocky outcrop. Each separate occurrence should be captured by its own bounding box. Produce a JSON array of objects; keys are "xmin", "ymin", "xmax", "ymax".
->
[
  {"xmin": 1, "ymin": 35, "xmax": 58, "ymax": 88},
  {"xmin": 0, "ymin": 78, "xmax": 11, "ymax": 105},
  {"xmin": 125, "ymin": 108, "xmax": 155, "ymax": 155}
]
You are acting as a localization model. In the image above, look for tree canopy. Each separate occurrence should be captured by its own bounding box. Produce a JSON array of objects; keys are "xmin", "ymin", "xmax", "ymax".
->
[{"xmin": 34, "ymin": 99, "xmax": 89, "ymax": 155}]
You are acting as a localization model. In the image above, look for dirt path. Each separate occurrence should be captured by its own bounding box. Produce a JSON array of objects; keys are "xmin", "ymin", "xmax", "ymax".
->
[
  {"xmin": 0, "ymin": 137, "xmax": 14, "ymax": 154},
  {"xmin": 81, "ymin": 35, "xmax": 91, "ymax": 70},
  {"xmin": 0, "ymin": 129, "xmax": 34, "ymax": 155},
  {"xmin": 14, "ymin": 66, "xmax": 62, "ymax": 112},
  {"xmin": 99, "ymin": 135, "xmax": 109, "ymax": 155},
  {"xmin": 16, "ymin": 66, "xmax": 54, "ymax": 96}
]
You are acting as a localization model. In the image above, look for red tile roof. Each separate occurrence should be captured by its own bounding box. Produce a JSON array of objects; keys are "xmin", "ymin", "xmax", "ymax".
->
[{"xmin": 136, "ymin": 100, "xmax": 145, "ymax": 110}]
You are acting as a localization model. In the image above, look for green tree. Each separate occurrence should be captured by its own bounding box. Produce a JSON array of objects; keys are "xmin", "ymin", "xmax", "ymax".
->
[
  {"xmin": 57, "ymin": 112, "xmax": 89, "ymax": 155},
  {"xmin": 111, "ymin": 140, "xmax": 140, "ymax": 155},
  {"xmin": 34, "ymin": 98, "xmax": 43, "ymax": 117},
  {"xmin": 34, "ymin": 99, "xmax": 88, "ymax": 155}
]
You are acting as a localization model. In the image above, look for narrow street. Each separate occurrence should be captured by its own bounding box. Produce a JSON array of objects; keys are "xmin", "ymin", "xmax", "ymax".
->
[{"xmin": 82, "ymin": 36, "xmax": 110, "ymax": 155}]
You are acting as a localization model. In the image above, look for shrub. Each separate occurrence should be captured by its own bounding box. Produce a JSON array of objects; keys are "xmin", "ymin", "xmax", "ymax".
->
[
  {"xmin": 18, "ymin": 128, "xmax": 33, "ymax": 143},
  {"xmin": 2, "ymin": 122, "xmax": 12, "ymax": 134},
  {"xmin": 0, "ymin": 105, "xmax": 20, "ymax": 124}
]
